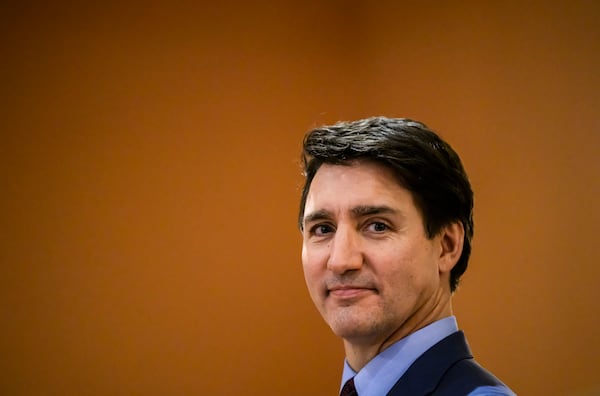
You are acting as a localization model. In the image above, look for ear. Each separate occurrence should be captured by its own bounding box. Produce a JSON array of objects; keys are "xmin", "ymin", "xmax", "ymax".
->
[{"xmin": 437, "ymin": 221, "xmax": 464, "ymax": 274}]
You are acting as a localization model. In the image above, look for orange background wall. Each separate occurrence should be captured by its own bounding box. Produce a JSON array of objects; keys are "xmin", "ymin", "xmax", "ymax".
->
[{"xmin": 1, "ymin": 1, "xmax": 598, "ymax": 395}]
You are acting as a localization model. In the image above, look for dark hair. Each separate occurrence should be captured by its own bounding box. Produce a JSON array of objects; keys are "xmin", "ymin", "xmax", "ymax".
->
[{"xmin": 298, "ymin": 116, "xmax": 474, "ymax": 292}]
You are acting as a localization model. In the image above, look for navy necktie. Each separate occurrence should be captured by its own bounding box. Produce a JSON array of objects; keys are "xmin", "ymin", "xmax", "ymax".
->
[{"xmin": 340, "ymin": 377, "xmax": 358, "ymax": 396}]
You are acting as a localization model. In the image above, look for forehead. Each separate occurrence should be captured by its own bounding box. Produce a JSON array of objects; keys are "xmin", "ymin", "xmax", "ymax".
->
[{"xmin": 304, "ymin": 161, "xmax": 416, "ymax": 215}]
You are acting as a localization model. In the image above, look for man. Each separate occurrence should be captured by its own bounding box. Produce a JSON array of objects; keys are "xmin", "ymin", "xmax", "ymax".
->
[{"xmin": 298, "ymin": 117, "xmax": 515, "ymax": 395}]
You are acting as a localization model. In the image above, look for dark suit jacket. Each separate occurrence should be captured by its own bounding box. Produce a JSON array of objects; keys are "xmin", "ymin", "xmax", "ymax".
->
[{"xmin": 386, "ymin": 331, "xmax": 509, "ymax": 395}]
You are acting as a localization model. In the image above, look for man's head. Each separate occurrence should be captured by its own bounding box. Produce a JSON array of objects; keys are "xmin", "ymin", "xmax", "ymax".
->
[{"xmin": 299, "ymin": 116, "xmax": 473, "ymax": 292}]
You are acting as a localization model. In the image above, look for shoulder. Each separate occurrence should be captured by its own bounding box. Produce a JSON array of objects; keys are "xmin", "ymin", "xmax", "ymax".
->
[
  {"xmin": 434, "ymin": 358, "xmax": 513, "ymax": 395},
  {"xmin": 466, "ymin": 385, "xmax": 517, "ymax": 396},
  {"xmin": 386, "ymin": 331, "xmax": 515, "ymax": 396}
]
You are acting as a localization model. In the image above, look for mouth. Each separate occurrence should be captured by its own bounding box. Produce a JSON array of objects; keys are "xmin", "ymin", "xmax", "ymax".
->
[{"xmin": 327, "ymin": 285, "xmax": 376, "ymax": 299}]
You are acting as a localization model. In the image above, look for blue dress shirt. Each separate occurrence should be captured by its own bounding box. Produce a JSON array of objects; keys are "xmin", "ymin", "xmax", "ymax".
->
[{"xmin": 340, "ymin": 316, "xmax": 515, "ymax": 396}]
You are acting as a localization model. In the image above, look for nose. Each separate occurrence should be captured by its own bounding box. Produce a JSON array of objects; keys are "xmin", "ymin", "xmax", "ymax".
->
[{"xmin": 327, "ymin": 226, "xmax": 363, "ymax": 274}]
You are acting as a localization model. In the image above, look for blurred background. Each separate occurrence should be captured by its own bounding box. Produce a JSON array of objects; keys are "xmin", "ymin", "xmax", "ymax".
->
[{"xmin": 1, "ymin": 1, "xmax": 598, "ymax": 395}]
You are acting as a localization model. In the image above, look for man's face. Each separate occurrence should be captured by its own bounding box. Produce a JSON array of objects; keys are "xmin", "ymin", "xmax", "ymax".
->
[{"xmin": 301, "ymin": 161, "xmax": 451, "ymax": 346}]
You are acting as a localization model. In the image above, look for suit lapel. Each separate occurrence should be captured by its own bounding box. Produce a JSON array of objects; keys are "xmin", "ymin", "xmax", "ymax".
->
[{"xmin": 386, "ymin": 331, "xmax": 473, "ymax": 395}]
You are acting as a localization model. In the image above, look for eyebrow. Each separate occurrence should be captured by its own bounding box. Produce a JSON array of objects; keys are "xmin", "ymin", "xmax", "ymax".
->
[
  {"xmin": 351, "ymin": 205, "xmax": 398, "ymax": 217},
  {"xmin": 303, "ymin": 209, "xmax": 333, "ymax": 226},
  {"xmin": 303, "ymin": 205, "xmax": 399, "ymax": 226}
]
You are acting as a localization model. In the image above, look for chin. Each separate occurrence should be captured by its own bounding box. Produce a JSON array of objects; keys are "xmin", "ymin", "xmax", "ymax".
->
[{"xmin": 327, "ymin": 315, "xmax": 379, "ymax": 339}]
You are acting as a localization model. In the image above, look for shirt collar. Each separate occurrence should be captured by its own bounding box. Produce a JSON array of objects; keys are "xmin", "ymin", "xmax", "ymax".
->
[{"xmin": 340, "ymin": 316, "xmax": 459, "ymax": 396}]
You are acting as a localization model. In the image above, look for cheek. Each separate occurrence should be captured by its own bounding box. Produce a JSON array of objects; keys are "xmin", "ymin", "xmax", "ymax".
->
[
  {"xmin": 384, "ymin": 253, "xmax": 439, "ymax": 300},
  {"xmin": 302, "ymin": 241, "xmax": 328, "ymax": 267},
  {"xmin": 301, "ymin": 256, "xmax": 326, "ymax": 307},
  {"xmin": 301, "ymin": 246, "xmax": 321, "ymax": 286},
  {"xmin": 301, "ymin": 245, "xmax": 313, "ymax": 275},
  {"xmin": 377, "ymin": 248, "xmax": 428, "ymax": 288}
]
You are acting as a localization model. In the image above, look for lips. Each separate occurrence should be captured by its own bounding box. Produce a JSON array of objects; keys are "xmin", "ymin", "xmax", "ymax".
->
[{"xmin": 327, "ymin": 285, "xmax": 375, "ymax": 299}]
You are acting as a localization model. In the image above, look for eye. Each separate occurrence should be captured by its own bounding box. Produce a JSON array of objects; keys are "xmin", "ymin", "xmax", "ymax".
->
[
  {"xmin": 310, "ymin": 224, "xmax": 335, "ymax": 236},
  {"xmin": 367, "ymin": 222, "xmax": 388, "ymax": 232}
]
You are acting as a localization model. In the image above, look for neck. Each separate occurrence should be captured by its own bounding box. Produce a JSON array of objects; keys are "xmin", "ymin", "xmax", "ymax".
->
[{"xmin": 343, "ymin": 297, "xmax": 453, "ymax": 372}]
